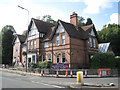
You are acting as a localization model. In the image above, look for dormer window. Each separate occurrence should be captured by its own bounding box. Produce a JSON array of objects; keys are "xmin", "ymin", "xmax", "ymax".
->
[{"xmin": 40, "ymin": 33, "xmax": 44, "ymax": 38}]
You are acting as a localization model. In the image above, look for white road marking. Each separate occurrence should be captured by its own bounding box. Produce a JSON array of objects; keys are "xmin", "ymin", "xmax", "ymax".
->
[{"xmin": 31, "ymin": 81, "xmax": 64, "ymax": 88}]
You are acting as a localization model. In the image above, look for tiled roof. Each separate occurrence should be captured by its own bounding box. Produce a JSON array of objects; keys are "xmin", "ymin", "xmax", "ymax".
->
[
  {"xmin": 28, "ymin": 18, "xmax": 98, "ymax": 42},
  {"xmin": 32, "ymin": 18, "xmax": 54, "ymax": 34},
  {"xmin": 17, "ymin": 34, "xmax": 26, "ymax": 44}
]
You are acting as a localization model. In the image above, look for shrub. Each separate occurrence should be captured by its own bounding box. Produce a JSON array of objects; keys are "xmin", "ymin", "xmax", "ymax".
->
[
  {"xmin": 37, "ymin": 61, "xmax": 52, "ymax": 69},
  {"xmin": 90, "ymin": 53, "xmax": 116, "ymax": 69}
]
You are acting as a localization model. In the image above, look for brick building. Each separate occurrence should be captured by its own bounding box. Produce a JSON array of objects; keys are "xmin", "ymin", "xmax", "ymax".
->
[
  {"xmin": 13, "ymin": 34, "xmax": 26, "ymax": 65},
  {"xmin": 13, "ymin": 12, "xmax": 99, "ymax": 68}
]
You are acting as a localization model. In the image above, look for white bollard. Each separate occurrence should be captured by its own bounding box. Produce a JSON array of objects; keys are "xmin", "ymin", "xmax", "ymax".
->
[{"xmin": 77, "ymin": 71, "xmax": 83, "ymax": 84}]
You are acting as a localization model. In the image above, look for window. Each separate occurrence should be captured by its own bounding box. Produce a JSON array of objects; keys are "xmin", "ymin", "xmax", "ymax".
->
[
  {"xmin": 56, "ymin": 36, "xmax": 59, "ymax": 46},
  {"xmin": 40, "ymin": 33, "xmax": 44, "ymax": 38},
  {"xmin": 48, "ymin": 54, "xmax": 51, "ymax": 60},
  {"xmin": 56, "ymin": 54, "xmax": 59, "ymax": 63},
  {"xmin": 61, "ymin": 35, "xmax": 65, "ymax": 45},
  {"xmin": 62, "ymin": 53, "xmax": 65, "ymax": 63},
  {"xmin": 89, "ymin": 37, "xmax": 92, "ymax": 47},
  {"xmin": 93, "ymin": 39, "xmax": 96, "ymax": 48},
  {"xmin": 44, "ymin": 42, "xmax": 49, "ymax": 48},
  {"xmin": 42, "ymin": 55, "xmax": 45, "ymax": 62},
  {"xmin": 34, "ymin": 40, "xmax": 36, "ymax": 49},
  {"xmin": 30, "ymin": 41, "xmax": 32, "ymax": 49}
]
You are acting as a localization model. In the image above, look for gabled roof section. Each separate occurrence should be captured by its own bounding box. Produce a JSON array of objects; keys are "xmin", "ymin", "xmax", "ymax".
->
[
  {"xmin": 17, "ymin": 34, "xmax": 26, "ymax": 44},
  {"xmin": 59, "ymin": 20, "xmax": 82, "ymax": 39},
  {"xmin": 28, "ymin": 18, "xmax": 54, "ymax": 34}
]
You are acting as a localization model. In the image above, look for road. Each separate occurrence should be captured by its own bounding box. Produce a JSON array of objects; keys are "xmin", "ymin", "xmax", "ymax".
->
[{"xmin": 0, "ymin": 71, "xmax": 119, "ymax": 89}]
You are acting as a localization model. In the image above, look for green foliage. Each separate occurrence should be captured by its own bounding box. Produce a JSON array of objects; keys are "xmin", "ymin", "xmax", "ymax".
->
[
  {"xmin": 22, "ymin": 30, "xmax": 27, "ymax": 36},
  {"xmin": 90, "ymin": 53, "xmax": 116, "ymax": 69},
  {"xmin": 41, "ymin": 15, "xmax": 57, "ymax": 25},
  {"xmin": 22, "ymin": 51, "xmax": 27, "ymax": 56},
  {"xmin": 78, "ymin": 16, "xmax": 85, "ymax": 27},
  {"xmin": 97, "ymin": 24, "xmax": 120, "ymax": 56},
  {"xmin": 115, "ymin": 58, "xmax": 120, "ymax": 69},
  {"xmin": 28, "ymin": 62, "xmax": 37, "ymax": 69},
  {"xmin": 86, "ymin": 18, "xmax": 93, "ymax": 25},
  {"xmin": 37, "ymin": 61, "xmax": 52, "ymax": 69},
  {"xmin": 1, "ymin": 25, "xmax": 15, "ymax": 65}
]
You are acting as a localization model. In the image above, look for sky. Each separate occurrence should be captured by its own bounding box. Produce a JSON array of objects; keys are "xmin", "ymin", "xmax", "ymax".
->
[{"xmin": 0, "ymin": 0, "xmax": 119, "ymax": 34}]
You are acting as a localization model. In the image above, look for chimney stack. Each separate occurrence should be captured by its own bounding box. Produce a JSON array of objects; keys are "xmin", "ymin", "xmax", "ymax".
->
[{"xmin": 70, "ymin": 12, "xmax": 78, "ymax": 29}]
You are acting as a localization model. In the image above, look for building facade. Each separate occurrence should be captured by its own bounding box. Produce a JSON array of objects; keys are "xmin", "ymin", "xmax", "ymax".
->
[{"xmin": 13, "ymin": 12, "xmax": 99, "ymax": 69}]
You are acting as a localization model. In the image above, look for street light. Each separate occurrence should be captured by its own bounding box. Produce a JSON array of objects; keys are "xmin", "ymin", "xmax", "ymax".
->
[{"xmin": 18, "ymin": 5, "xmax": 29, "ymax": 72}]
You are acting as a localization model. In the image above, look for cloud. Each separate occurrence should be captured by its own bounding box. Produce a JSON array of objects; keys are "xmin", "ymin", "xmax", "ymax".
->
[
  {"xmin": 83, "ymin": 0, "xmax": 113, "ymax": 14},
  {"xmin": 107, "ymin": 13, "xmax": 120, "ymax": 24}
]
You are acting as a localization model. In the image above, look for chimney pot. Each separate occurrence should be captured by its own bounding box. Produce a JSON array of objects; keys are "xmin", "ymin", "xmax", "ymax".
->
[{"xmin": 70, "ymin": 12, "xmax": 78, "ymax": 29}]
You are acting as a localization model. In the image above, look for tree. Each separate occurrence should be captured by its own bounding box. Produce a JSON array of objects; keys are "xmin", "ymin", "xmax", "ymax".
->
[
  {"xmin": 22, "ymin": 30, "xmax": 28, "ymax": 36},
  {"xmin": 78, "ymin": 16, "xmax": 85, "ymax": 27},
  {"xmin": 90, "ymin": 53, "xmax": 116, "ymax": 69},
  {"xmin": 97, "ymin": 24, "xmax": 120, "ymax": 56},
  {"xmin": 1, "ymin": 25, "xmax": 15, "ymax": 65},
  {"xmin": 41, "ymin": 15, "xmax": 57, "ymax": 25},
  {"xmin": 86, "ymin": 18, "xmax": 93, "ymax": 25}
]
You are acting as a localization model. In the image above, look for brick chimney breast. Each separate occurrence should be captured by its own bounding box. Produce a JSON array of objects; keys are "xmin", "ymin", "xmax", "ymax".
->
[{"xmin": 70, "ymin": 12, "xmax": 78, "ymax": 29}]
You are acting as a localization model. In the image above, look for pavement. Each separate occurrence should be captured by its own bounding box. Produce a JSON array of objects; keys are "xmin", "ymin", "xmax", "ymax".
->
[
  {"xmin": 0, "ymin": 68, "xmax": 119, "ymax": 89},
  {"xmin": 0, "ymin": 68, "xmax": 103, "ymax": 78}
]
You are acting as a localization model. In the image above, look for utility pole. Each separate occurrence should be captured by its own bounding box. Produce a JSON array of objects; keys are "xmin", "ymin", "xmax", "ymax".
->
[{"xmin": 18, "ymin": 5, "xmax": 29, "ymax": 72}]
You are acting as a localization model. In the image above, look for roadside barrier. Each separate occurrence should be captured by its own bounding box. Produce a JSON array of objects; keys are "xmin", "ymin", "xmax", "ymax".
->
[
  {"xmin": 85, "ymin": 70, "xmax": 87, "ymax": 77},
  {"xmin": 65, "ymin": 70, "xmax": 68, "ymax": 77},
  {"xmin": 99, "ymin": 71, "xmax": 102, "ymax": 77},
  {"xmin": 41, "ymin": 69, "xmax": 43, "ymax": 77},
  {"xmin": 56, "ymin": 70, "xmax": 59, "ymax": 77},
  {"xmin": 70, "ymin": 70, "xmax": 73, "ymax": 77}
]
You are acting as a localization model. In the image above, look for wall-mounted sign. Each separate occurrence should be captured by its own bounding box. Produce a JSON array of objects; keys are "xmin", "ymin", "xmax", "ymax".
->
[{"xmin": 51, "ymin": 63, "xmax": 69, "ymax": 69}]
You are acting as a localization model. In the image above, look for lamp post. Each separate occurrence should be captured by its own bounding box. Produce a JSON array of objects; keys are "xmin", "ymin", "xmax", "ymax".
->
[{"xmin": 18, "ymin": 5, "xmax": 29, "ymax": 72}]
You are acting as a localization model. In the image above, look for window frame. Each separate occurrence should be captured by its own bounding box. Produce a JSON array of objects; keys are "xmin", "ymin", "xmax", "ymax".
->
[
  {"xmin": 61, "ymin": 35, "xmax": 65, "ymax": 45},
  {"xmin": 93, "ymin": 38, "xmax": 96, "ymax": 48},
  {"xmin": 44, "ymin": 42, "xmax": 49, "ymax": 48},
  {"xmin": 56, "ymin": 36, "xmax": 59, "ymax": 46},
  {"xmin": 30, "ymin": 41, "xmax": 32, "ymax": 49},
  {"xmin": 48, "ymin": 54, "xmax": 51, "ymax": 60},
  {"xmin": 89, "ymin": 37, "xmax": 92, "ymax": 48},
  {"xmin": 56, "ymin": 54, "xmax": 59, "ymax": 63},
  {"xmin": 34, "ymin": 40, "xmax": 36, "ymax": 49}
]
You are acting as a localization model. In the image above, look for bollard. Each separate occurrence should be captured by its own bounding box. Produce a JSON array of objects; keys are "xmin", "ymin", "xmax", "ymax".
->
[
  {"xmin": 65, "ymin": 70, "xmax": 68, "ymax": 77},
  {"xmin": 41, "ymin": 69, "xmax": 43, "ymax": 77},
  {"xmin": 70, "ymin": 70, "xmax": 73, "ymax": 77},
  {"xmin": 56, "ymin": 70, "xmax": 59, "ymax": 77},
  {"xmin": 77, "ymin": 71, "xmax": 83, "ymax": 84},
  {"xmin": 85, "ymin": 70, "xmax": 87, "ymax": 77},
  {"xmin": 99, "ymin": 71, "xmax": 102, "ymax": 77}
]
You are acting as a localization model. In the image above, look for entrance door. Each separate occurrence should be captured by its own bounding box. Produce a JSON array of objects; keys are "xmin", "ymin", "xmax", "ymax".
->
[{"xmin": 28, "ymin": 58, "xmax": 31, "ymax": 63}]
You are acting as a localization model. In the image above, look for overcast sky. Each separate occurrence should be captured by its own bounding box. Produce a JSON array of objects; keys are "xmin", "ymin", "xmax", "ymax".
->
[{"xmin": 0, "ymin": 0, "xmax": 119, "ymax": 34}]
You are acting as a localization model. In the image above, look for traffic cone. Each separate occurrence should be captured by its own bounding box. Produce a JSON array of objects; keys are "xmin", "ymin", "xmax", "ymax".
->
[
  {"xmin": 41, "ymin": 69, "xmax": 43, "ymax": 77},
  {"xmin": 99, "ymin": 71, "xmax": 102, "ymax": 77},
  {"xmin": 70, "ymin": 70, "xmax": 73, "ymax": 77},
  {"xmin": 65, "ymin": 70, "xmax": 68, "ymax": 77},
  {"xmin": 85, "ymin": 70, "xmax": 87, "ymax": 77},
  {"xmin": 56, "ymin": 70, "xmax": 59, "ymax": 77}
]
